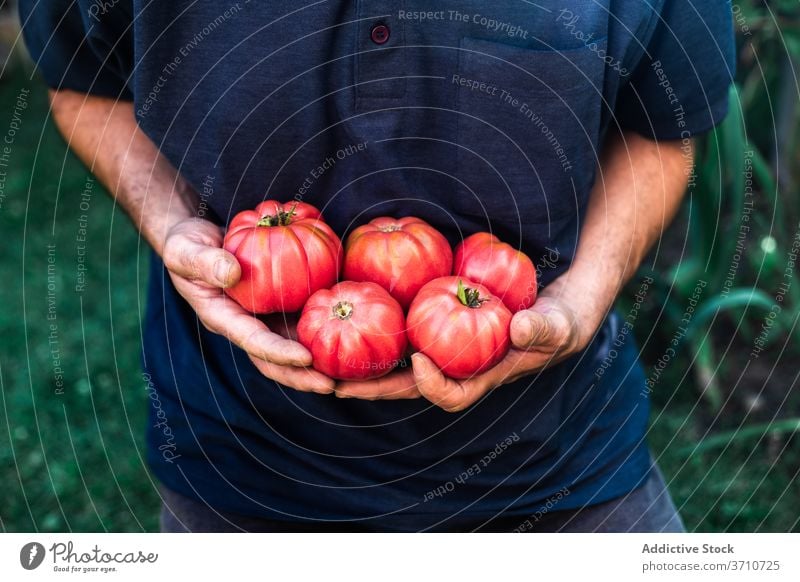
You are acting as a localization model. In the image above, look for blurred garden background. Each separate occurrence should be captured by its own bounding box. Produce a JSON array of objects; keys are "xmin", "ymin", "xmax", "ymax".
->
[{"xmin": 0, "ymin": 1, "xmax": 798, "ymax": 532}]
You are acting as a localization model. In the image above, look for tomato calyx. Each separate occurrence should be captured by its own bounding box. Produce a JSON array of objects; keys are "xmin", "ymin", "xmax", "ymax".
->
[
  {"xmin": 256, "ymin": 203, "xmax": 298, "ymax": 227},
  {"xmin": 332, "ymin": 300, "xmax": 354, "ymax": 320},
  {"xmin": 456, "ymin": 279, "xmax": 488, "ymax": 309}
]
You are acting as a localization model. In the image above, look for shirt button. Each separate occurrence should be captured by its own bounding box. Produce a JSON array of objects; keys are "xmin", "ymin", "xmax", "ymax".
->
[{"xmin": 370, "ymin": 23, "xmax": 390, "ymax": 45}]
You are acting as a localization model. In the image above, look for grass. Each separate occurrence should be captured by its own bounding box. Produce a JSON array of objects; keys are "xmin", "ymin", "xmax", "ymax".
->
[
  {"xmin": 649, "ymin": 402, "xmax": 800, "ymax": 532},
  {"xmin": 0, "ymin": 65, "xmax": 797, "ymax": 532},
  {"xmin": 0, "ymin": 66, "xmax": 158, "ymax": 532}
]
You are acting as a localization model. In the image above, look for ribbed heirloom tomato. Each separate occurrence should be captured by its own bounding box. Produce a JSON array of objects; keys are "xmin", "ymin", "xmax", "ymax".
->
[
  {"xmin": 407, "ymin": 276, "xmax": 512, "ymax": 379},
  {"xmin": 223, "ymin": 200, "xmax": 342, "ymax": 313},
  {"xmin": 453, "ymin": 232, "xmax": 538, "ymax": 312},
  {"xmin": 343, "ymin": 216, "xmax": 453, "ymax": 310},
  {"xmin": 297, "ymin": 281, "xmax": 407, "ymax": 381}
]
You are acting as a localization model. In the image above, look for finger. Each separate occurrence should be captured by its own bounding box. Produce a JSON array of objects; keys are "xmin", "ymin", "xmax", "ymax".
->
[
  {"xmin": 510, "ymin": 309, "xmax": 548, "ymax": 349},
  {"xmin": 262, "ymin": 313, "xmax": 300, "ymax": 342},
  {"xmin": 489, "ymin": 349, "xmax": 550, "ymax": 384},
  {"xmin": 249, "ymin": 355, "xmax": 335, "ymax": 394},
  {"xmin": 169, "ymin": 269, "xmax": 312, "ymax": 366},
  {"xmin": 191, "ymin": 290, "xmax": 313, "ymax": 367},
  {"xmin": 411, "ymin": 353, "xmax": 484, "ymax": 412},
  {"xmin": 164, "ymin": 234, "xmax": 241, "ymax": 288},
  {"xmin": 223, "ymin": 311, "xmax": 312, "ymax": 367},
  {"xmin": 510, "ymin": 308, "xmax": 571, "ymax": 350},
  {"xmin": 336, "ymin": 368, "xmax": 421, "ymax": 400}
]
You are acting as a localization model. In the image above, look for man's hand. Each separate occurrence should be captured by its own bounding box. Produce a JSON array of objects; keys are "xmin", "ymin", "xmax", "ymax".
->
[
  {"xmin": 50, "ymin": 88, "xmax": 686, "ymax": 405},
  {"xmin": 411, "ymin": 293, "xmax": 585, "ymax": 412},
  {"xmin": 338, "ymin": 132, "xmax": 690, "ymax": 408},
  {"xmin": 335, "ymin": 367, "xmax": 421, "ymax": 400},
  {"xmin": 162, "ymin": 218, "xmax": 335, "ymax": 394},
  {"xmin": 335, "ymin": 286, "xmax": 588, "ymax": 407},
  {"xmin": 46, "ymin": 92, "xmax": 335, "ymax": 395}
]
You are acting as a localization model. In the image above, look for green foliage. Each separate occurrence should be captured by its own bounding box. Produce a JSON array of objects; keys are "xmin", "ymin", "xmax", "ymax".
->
[
  {"xmin": 651, "ymin": 409, "xmax": 800, "ymax": 532},
  {"xmin": 634, "ymin": 0, "xmax": 800, "ymax": 532},
  {"xmin": 0, "ymin": 67, "xmax": 158, "ymax": 532},
  {"xmin": 1, "ymin": 0, "xmax": 798, "ymax": 533}
]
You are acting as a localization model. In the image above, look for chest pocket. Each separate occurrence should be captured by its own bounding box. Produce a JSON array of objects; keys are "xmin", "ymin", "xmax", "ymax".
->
[{"xmin": 454, "ymin": 37, "xmax": 606, "ymax": 227}]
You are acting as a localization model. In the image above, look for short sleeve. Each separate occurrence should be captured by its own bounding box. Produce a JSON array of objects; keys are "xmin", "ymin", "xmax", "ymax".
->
[
  {"xmin": 616, "ymin": 0, "xmax": 735, "ymax": 140},
  {"xmin": 19, "ymin": 0, "xmax": 134, "ymax": 99}
]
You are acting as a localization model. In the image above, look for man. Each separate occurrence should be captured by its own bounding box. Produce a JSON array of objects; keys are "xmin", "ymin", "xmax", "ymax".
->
[{"xmin": 21, "ymin": 1, "xmax": 734, "ymax": 532}]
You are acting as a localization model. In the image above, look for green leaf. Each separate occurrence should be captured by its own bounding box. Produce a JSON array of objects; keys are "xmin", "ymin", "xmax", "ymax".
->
[
  {"xmin": 456, "ymin": 279, "xmax": 467, "ymax": 306},
  {"xmin": 711, "ymin": 86, "xmax": 747, "ymax": 282},
  {"xmin": 689, "ymin": 335, "xmax": 723, "ymax": 413},
  {"xmin": 669, "ymin": 258, "xmax": 702, "ymax": 298},
  {"xmin": 684, "ymin": 288, "xmax": 775, "ymax": 341},
  {"xmin": 690, "ymin": 131, "xmax": 721, "ymax": 262},
  {"xmin": 784, "ymin": 32, "xmax": 800, "ymax": 63},
  {"xmin": 748, "ymin": 146, "xmax": 777, "ymax": 204},
  {"xmin": 679, "ymin": 418, "xmax": 800, "ymax": 455}
]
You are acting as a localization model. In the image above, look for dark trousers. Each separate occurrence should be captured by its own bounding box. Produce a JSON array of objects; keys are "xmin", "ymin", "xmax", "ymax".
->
[{"xmin": 159, "ymin": 463, "xmax": 684, "ymax": 533}]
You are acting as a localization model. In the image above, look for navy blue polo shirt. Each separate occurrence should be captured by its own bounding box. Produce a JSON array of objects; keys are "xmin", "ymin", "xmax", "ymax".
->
[{"xmin": 21, "ymin": 0, "xmax": 734, "ymax": 530}]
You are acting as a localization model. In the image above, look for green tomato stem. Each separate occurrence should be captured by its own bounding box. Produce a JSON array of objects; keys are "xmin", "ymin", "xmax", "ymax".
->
[
  {"xmin": 456, "ymin": 279, "xmax": 488, "ymax": 309},
  {"xmin": 256, "ymin": 203, "xmax": 298, "ymax": 227}
]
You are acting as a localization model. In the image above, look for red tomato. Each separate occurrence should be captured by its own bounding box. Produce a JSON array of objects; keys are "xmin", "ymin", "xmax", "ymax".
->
[
  {"xmin": 407, "ymin": 276, "xmax": 511, "ymax": 379},
  {"xmin": 223, "ymin": 200, "xmax": 342, "ymax": 314},
  {"xmin": 297, "ymin": 281, "xmax": 408, "ymax": 380},
  {"xmin": 453, "ymin": 233, "xmax": 538, "ymax": 312},
  {"xmin": 343, "ymin": 216, "xmax": 453, "ymax": 310}
]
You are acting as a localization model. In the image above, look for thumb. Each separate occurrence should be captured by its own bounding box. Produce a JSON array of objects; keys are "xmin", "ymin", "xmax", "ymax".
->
[
  {"xmin": 164, "ymin": 234, "xmax": 241, "ymax": 288},
  {"xmin": 411, "ymin": 352, "xmax": 448, "ymax": 400},
  {"xmin": 411, "ymin": 352, "xmax": 440, "ymax": 382},
  {"xmin": 510, "ymin": 308, "xmax": 564, "ymax": 350},
  {"xmin": 412, "ymin": 352, "xmax": 468, "ymax": 412}
]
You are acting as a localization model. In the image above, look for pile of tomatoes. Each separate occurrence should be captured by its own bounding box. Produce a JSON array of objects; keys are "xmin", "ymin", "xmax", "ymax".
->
[{"xmin": 223, "ymin": 201, "xmax": 539, "ymax": 381}]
